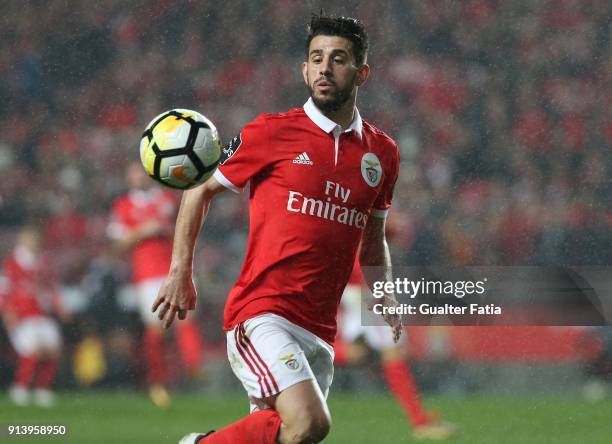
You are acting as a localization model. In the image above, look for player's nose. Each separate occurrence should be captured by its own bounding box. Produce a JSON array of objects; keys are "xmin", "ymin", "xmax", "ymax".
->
[{"xmin": 318, "ymin": 57, "xmax": 333, "ymax": 76}]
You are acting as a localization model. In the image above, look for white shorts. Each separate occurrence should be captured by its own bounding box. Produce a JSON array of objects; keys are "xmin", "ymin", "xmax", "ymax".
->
[
  {"xmin": 226, "ymin": 313, "xmax": 334, "ymax": 412},
  {"xmin": 340, "ymin": 285, "xmax": 397, "ymax": 350},
  {"xmin": 135, "ymin": 277, "xmax": 166, "ymax": 325},
  {"xmin": 9, "ymin": 316, "xmax": 62, "ymax": 356}
]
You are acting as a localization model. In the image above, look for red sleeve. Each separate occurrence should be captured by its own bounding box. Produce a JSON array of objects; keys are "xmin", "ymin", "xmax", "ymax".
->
[
  {"xmin": 372, "ymin": 142, "xmax": 400, "ymax": 218},
  {"xmin": 213, "ymin": 114, "xmax": 272, "ymax": 192}
]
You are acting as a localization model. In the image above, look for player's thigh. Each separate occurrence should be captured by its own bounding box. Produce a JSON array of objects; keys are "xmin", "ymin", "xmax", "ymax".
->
[
  {"xmin": 226, "ymin": 316, "xmax": 318, "ymax": 411},
  {"xmin": 9, "ymin": 318, "xmax": 39, "ymax": 356},
  {"xmin": 136, "ymin": 277, "xmax": 165, "ymax": 325},
  {"xmin": 297, "ymin": 333, "xmax": 334, "ymax": 401},
  {"xmin": 35, "ymin": 317, "xmax": 62, "ymax": 355},
  {"xmin": 273, "ymin": 378, "xmax": 331, "ymax": 442}
]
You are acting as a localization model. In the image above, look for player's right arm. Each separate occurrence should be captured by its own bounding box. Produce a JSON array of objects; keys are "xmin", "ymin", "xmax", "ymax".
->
[
  {"xmin": 154, "ymin": 115, "xmax": 272, "ymax": 328},
  {"xmin": 152, "ymin": 176, "xmax": 227, "ymax": 328}
]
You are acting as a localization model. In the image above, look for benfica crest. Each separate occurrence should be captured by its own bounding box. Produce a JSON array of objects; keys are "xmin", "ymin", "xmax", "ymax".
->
[
  {"xmin": 280, "ymin": 354, "xmax": 300, "ymax": 370},
  {"xmin": 361, "ymin": 153, "xmax": 382, "ymax": 187},
  {"xmin": 366, "ymin": 167, "xmax": 378, "ymax": 183}
]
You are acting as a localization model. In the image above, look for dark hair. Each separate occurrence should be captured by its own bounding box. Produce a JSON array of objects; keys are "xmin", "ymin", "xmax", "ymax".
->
[{"xmin": 306, "ymin": 14, "xmax": 369, "ymax": 66}]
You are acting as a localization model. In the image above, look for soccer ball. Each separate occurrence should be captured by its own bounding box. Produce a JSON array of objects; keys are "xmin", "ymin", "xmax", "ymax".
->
[{"xmin": 140, "ymin": 109, "xmax": 221, "ymax": 189}]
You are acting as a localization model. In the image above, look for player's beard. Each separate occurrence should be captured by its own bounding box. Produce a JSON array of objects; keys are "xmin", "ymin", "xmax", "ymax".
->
[{"xmin": 308, "ymin": 74, "xmax": 355, "ymax": 113}]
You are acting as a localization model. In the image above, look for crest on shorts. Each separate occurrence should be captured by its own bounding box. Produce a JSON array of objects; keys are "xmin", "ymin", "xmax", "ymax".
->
[
  {"xmin": 361, "ymin": 153, "xmax": 382, "ymax": 187},
  {"xmin": 280, "ymin": 354, "xmax": 300, "ymax": 371}
]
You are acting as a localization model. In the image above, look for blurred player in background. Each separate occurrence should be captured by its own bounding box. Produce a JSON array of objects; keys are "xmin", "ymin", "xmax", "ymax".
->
[
  {"xmin": 337, "ymin": 260, "xmax": 457, "ymax": 440},
  {"xmin": 0, "ymin": 226, "xmax": 63, "ymax": 407},
  {"xmin": 155, "ymin": 14, "xmax": 403, "ymax": 444},
  {"xmin": 108, "ymin": 162, "xmax": 204, "ymax": 407}
]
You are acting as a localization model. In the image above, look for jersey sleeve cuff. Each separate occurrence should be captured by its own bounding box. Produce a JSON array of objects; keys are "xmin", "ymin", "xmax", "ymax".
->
[
  {"xmin": 370, "ymin": 208, "xmax": 389, "ymax": 218},
  {"xmin": 213, "ymin": 169, "xmax": 242, "ymax": 194}
]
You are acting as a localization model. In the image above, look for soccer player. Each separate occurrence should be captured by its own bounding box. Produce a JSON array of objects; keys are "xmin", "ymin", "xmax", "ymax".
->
[
  {"xmin": 154, "ymin": 15, "xmax": 402, "ymax": 443},
  {"xmin": 1, "ymin": 226, "xmax": 63, "ymax": 407},
  {"xmin": 338, "ymin": 261, "xmax": 457, "ymax": 440},
  {"xmin": 108, "ymin": 162, "xmax": 204, "ymax": 407}
]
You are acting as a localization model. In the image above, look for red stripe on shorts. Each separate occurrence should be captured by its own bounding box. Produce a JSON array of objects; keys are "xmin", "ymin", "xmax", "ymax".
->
[
  {"xmin": 234, "ymin": 325, "xmax": 266, "ymax": 398},
  {"xmin": 236, "ymin": 323, "xmax": 274, "ymax": 397},
  {"xmin": 240, "ymin": 323, "xmax": 280, "ymax": 393}
]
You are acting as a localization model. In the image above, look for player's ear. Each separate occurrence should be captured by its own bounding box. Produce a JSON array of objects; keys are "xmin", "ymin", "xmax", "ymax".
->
[
  {"xmin": 301, "ymin": 61, "xmax": 309, "ymax": 86},
  {"xmin": 355, "ymin": 63, "xmax": 370, "ymax": 87}
]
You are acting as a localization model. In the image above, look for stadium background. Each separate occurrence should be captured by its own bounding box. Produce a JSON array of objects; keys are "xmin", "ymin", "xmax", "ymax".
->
[{"xmin": 0, "ymin": 0, "xmax": 610, "ymax": 442}]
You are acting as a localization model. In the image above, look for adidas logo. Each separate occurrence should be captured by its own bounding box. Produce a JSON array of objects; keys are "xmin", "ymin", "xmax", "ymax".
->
[{"xmin": 292, "ymin": 152, "xmax": 313, "ymax": 166}]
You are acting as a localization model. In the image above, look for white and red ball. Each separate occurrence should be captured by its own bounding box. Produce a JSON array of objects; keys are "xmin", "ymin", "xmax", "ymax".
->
[{"xmin": 140, "ymin": 109, "xmax": 221, "ymax": 189}]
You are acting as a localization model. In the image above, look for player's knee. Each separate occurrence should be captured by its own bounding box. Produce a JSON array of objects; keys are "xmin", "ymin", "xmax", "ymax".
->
[
  {"xmin": 283, "ymin": 408, "xmax": 331, "ymax": 444},
  {"xmin": 303, "ymin": 409, "xmax": 331, "ymax": 443}
]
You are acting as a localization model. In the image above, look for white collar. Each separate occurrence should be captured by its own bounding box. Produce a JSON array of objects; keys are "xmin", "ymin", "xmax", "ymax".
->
[
  {"xmin": 129, "ymin": 188, "xmax": 159, "ymax": 205},
  {"xmin": 304, "ymin": 98, "xmax": 363, "ymax": 140}
]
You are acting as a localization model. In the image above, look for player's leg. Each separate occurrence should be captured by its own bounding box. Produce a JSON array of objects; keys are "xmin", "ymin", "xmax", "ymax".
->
[
  {"xmin": 379, "ymin": 341, "xmax": 430, "ymax": 427},
  {"xmin": 7, "ymin": 317, "xmax": 39, "ymax": 406},
  {"xmin": 138, "ymin": 278, "xmax": 171, "ymax": 406},
  {"xmin": 363, "ymin": 326, "xmax": 430, "ymax": 427},
  {"xmin": 272, "ymin": 379, "xmax": 331, "ymax": 444},
  {"xmin": 343, "ymin": 283, "xmax": 456, "ymax": 438},
  {"xmin": 183, "ymin": 315, "xmax": 332, "ymax": 444},
  {"xmin": 369, "ymin": 328, "xmax": 457, "ymax": 439},
  {"xmin": 185, "ymin": 380, "xmax": 328, "ymax": 444},
  {"xmin": 272, "ymin": 328, "xmax": 335, "ymax": 444},
  {"xmin": 340, "ymin": 306, "xmax": 428, "ymax": 426},
  {"xmin": 32, "ymin": 317, "xmax": 63, "ymax": 407},
  {"xmin": 176, "ymin": 319, "xmax": 204, "ymax": 376}
]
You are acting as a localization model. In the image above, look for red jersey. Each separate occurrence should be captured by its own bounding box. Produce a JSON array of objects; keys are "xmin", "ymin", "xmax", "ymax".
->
[
  {"xmin": 1, "ymin": 247, "xmax": 60, "ymax": 320},
  {"xmin": 108, "ymin": 188, "xmax": 177, "ymax": 283},
  {"xmin": 214, "ymin": 99, "xmax": 400, "ymax": 343}
]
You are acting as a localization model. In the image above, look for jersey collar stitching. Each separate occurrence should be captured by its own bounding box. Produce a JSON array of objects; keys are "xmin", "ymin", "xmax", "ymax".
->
[{"xmin": 303, "ymin": 98, "xmax": 363, "ymax": 140}]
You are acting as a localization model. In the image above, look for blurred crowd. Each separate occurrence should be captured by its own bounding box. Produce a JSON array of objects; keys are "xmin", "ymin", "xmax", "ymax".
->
[{"xmin": 0, "ymin": 0, "xmax": 610, "ymax": 387}]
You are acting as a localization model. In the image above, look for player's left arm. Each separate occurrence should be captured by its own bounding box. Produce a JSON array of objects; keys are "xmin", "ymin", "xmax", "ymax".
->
[
  {"xmin": 359, "ymin": 140, "xmax": 401, "ymax": 341},
  {"xmin": 360, "ymin": 215, "xmax": 402, "ymax": 342}
]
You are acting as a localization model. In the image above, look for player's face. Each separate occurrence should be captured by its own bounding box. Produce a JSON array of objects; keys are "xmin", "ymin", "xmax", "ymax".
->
[
  {"xmin": 18, "ymin": 228, "xmax": 41, "ymax": 253},
  {"xmin": 126, "ymin": 162, "xmax": 150, "ymax": 190},
  {"xmin": 302, "ymin": 35, "xmax": 369, "ymax": 113}
]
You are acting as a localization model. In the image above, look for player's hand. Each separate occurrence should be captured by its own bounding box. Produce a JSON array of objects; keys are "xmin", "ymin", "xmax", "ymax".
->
[
  {"xmin": 151, "ymin": 270, "xmax": 197, "ymax": 329},
  {"xmin": 368, "ymin": 294, "xmax": 402, "ymax": 343},
  {"xmin": 383, "ymin": 296, "xmax": 402, "ymax": 343}
]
